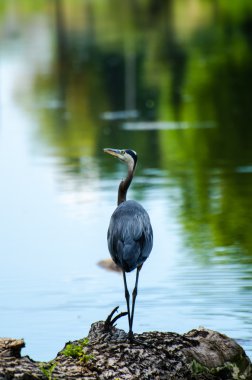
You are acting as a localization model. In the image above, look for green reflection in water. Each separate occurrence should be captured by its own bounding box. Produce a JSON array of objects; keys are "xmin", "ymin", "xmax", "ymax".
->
[
  {"xmin": 2, "ymin": 1, "xmax": 252, "ymax": 259},
  {"xmin": 1, "ymin": 0, "xmax": 252, "ymax": 362}
]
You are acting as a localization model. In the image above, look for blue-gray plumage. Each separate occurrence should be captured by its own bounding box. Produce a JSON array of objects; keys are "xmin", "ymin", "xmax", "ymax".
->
[
  {"xmin": 104, "ymin": 148, "xmax": 153, "ymax": 340},
  {"xmin": 108, "ymin": 200, "xmax": 153, "ymax": 273}
]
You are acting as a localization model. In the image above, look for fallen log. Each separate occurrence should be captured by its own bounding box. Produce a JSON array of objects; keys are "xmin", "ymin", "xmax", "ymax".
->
[{"xmin": 0, "ymin": 310, "xmax": 251, "ymax": 379}]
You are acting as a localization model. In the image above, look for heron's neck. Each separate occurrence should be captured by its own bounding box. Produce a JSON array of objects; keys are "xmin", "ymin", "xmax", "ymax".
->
[{"xmin": 117, "ymin": 167, "xmax": 134, "ymax": 205}]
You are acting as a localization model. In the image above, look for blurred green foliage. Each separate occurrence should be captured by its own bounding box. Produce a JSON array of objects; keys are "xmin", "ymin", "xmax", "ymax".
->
[{"xmin": 1, "ymin": 0, "xmax": 252, "ymax": 258}]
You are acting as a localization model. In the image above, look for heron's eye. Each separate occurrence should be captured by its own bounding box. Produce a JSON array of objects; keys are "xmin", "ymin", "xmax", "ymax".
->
[{"xmin": 121, "ymin": 150, "xmax": 125, "ymax": 155}]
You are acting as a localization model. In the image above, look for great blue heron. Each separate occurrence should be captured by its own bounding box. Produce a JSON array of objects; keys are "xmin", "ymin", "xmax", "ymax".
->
[{"xmin": 104, "ymin": 148, "xmax": 153, "ymax": 340}]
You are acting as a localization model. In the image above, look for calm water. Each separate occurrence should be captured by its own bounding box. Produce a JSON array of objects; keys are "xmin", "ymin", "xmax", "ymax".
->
[{"xmin": 0, "ymin": 1, "xmax": 252, "ymax": 361}]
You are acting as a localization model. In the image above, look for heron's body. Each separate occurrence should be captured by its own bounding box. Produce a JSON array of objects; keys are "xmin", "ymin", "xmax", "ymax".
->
[
  {"xmin": 104, "ymin": 148, "xmax": 153, "ymax": 340},
  {"xmin": 108, "ymin": 200, "xmax": 153, "ymax": 273}
]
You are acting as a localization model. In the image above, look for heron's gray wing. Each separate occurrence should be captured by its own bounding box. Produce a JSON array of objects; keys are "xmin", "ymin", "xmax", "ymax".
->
[{"xmin": 107, "ymin": 201, "xmax": 153, "ymax": 272}]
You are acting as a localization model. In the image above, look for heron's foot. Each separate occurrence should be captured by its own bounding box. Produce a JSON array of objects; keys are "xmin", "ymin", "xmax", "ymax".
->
[
  {"xmin": 127, "ymin": 330, "xmax": 134, "ymax": 342},
  {"xmin": 127, "ymin": 331, "xmax": 152, "ymax": 348},
  {"xmin": 104, "ymin": 306, "xmax": 128, "ymax": 331}
]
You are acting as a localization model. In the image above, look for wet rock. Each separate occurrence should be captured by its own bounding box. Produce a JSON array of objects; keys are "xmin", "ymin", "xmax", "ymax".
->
[{"xmin": 97, "ymin": 258, "xmax": 121, "ymax": 272}]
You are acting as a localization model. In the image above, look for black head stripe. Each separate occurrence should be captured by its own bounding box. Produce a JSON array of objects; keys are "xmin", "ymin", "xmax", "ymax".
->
[{"xmin": 125, "ymin": 149, "xmax": 138, "ymax": 168}]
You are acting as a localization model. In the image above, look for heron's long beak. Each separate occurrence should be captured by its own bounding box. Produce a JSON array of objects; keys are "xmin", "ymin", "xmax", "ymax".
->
[{"xmin": 103, "ymin": 148, "xmax": 123, "ymax": 159}]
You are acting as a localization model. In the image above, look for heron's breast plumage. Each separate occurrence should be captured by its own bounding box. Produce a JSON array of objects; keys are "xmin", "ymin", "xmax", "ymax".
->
[{"xmin": 107, "ymin": 200, "xmax": 153, "ymax": 272}]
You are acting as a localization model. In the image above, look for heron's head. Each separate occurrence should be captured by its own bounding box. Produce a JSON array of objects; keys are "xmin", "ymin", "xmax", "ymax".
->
[{"xmin": 103, "ymin": 148, "xmax": 138, "ymax": 172}]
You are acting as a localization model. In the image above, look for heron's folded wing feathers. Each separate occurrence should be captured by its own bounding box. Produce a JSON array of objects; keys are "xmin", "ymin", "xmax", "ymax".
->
[{"xmin": 107, "ymin": 202, "xmax": 153, "ymax": 272}]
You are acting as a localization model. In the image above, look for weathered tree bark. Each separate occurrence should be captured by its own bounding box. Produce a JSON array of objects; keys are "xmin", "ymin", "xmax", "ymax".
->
[{"xmin": 0, "ymin": 312, "xmax": 251, "ymax": 380}]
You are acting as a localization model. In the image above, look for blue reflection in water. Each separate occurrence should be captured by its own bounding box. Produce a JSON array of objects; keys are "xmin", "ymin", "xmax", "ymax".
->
[
  {"xmin": 0, "ymin": 121, "xmax": 251, "ymax": 361},
  {"xmin": 0, "ymin": 5, "xmax": 252, "ymax": 363}
]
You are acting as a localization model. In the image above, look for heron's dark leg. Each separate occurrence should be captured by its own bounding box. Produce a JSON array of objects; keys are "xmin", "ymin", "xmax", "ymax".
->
[
  {"xmin": 123, "ymin": 271, "xmax": 131, "ymax": 328},
  {"xmin": 129, "ymin": 266, "xmax": 140, "ymax": 338}
]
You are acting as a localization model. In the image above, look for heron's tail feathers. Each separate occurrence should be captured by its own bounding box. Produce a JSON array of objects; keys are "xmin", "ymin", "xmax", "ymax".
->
[{"xmin": 117, "ymin": 240, "xmax": 141, "ymax": 272}]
